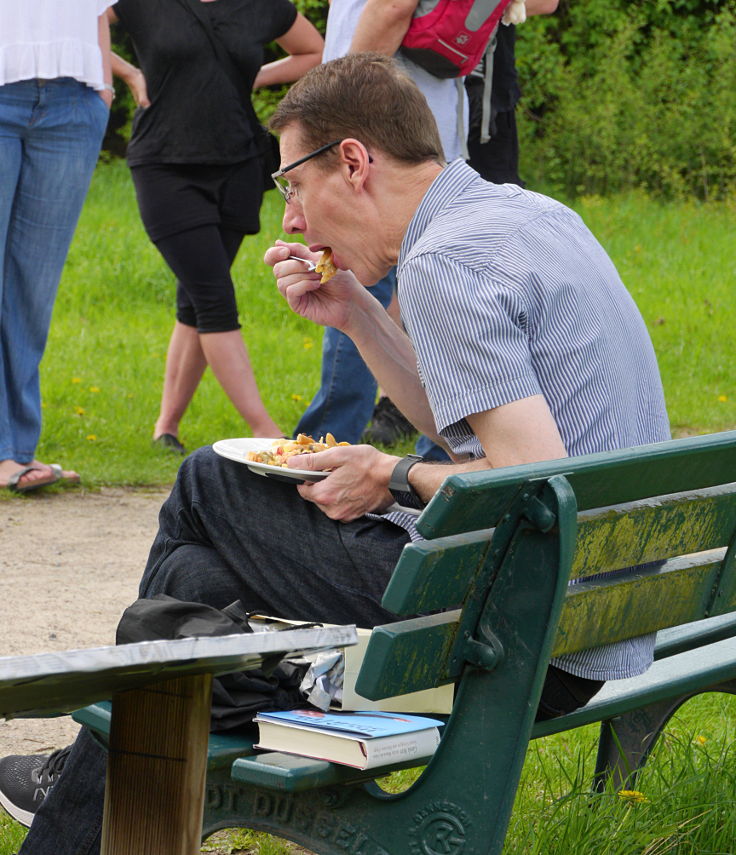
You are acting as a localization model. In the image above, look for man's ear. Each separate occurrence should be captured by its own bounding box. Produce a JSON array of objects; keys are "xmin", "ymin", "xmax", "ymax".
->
[{"xmin": 338, "ymin": 138, "xmax": 371, "ymax": 190}]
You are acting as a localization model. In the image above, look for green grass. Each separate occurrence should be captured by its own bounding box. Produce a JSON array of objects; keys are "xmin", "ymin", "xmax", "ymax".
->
[{"xmin": 10, "ymin": 162, "xmax": 734, "ymax": 493}]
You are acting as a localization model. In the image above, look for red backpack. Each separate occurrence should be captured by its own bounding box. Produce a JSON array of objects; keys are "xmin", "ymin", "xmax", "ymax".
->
[{"xmin": 400, "ymin": 0, "xmax": 516, "ymax": 79}]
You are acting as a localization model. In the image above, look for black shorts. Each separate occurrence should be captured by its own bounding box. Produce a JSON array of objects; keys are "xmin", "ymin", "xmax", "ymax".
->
[{"xmin": 131, "ymin": 158, "xmax": 264, "ymax": 243}]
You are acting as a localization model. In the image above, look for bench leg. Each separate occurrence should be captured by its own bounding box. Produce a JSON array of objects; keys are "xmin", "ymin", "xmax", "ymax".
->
[
  {"xmin": 594, "ymin": 681, "xmax": 736, "ymax": 792},
  {"xmin": 101, "ymin": 673, "xmax": 213, "ymax": 855}
]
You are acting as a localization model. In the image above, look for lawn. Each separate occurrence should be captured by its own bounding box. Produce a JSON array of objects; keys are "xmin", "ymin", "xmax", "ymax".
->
[
  {"xmin": 18, "ymin": 161, "xmax": 736, "ymax": 490},
  {"xmin": 1, "ymin": 161, "xmax": 734, "ymax": 853}
]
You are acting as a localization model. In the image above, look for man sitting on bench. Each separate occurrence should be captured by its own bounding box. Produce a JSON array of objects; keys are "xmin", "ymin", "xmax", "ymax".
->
[{"xmin": 2, "ymin": 53, "xmax": 670, "ymax": 853}]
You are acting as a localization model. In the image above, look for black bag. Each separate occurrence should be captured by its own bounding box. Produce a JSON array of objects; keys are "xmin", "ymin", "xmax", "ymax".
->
[
  {"xmin": 117, "ymin": 595, "xmax": 311, "ymax": 732},
  {"xmin": 175, "ymin": 0, "xmax": 279, "ymax": 189}
]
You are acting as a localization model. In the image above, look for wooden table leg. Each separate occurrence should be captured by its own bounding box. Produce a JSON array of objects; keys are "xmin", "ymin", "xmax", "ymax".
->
[{"xmin": 101, "ymin": 673, "xmax": 213, "ymax": 855}]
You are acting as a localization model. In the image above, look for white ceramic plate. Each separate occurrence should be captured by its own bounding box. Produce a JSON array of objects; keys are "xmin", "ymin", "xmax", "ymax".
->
[{"xmin": 212, "ymin": 438, "xmax": 329, "ymax": 483}]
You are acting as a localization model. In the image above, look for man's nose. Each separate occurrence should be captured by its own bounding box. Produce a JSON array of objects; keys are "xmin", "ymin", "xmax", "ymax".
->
[{"xmin": 282, "ymin": 201, "xmax": 305, "ymax": 235}]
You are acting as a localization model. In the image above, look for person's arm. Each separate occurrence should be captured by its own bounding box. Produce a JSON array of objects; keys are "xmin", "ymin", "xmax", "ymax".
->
[
  {"xmin": 106, "ymin": 9, "xmax": 150, "ymax": 107},
  {"xmin": 97, "ymin": 12, "xmax": 114, "ymax": 107},
  {"xmin": 525, "ymin": 0, "xmax": 559, "ymax": 15},
  {"xmin": 254, "ymin": 13, "xmax": 324, "ymax": 88},
  {"xmin": 349, "ymin": 0, "xmax": 418, "ymax": 55},
  {"xmin": 110, "ymin": 51, "xmax": 150, "ymax": 107}
]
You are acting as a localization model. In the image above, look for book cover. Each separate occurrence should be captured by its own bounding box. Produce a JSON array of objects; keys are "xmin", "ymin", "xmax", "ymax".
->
[{"xmin": 254, "ymin": 709, "xmax": 443, "ymax": 770}]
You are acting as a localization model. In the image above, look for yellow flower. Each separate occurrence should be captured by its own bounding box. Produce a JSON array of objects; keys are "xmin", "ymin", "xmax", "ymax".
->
[
  {"xmin": 86, "ymin": 434, "xmax": 97, "ymax": 442},
  {"xmin": 89, "ymin": 386, "xmax": 100, "ymax": 394},
  {"xmin": 291, "ymin": 393, "xmax": 303, "ymax": 402},
  {"xmin": 74, "ymin": 406, "xmax": 86, "ymax": 416},
  {"xmin": 718, "ymin": 395, "xmax": 728, "ymax": 403},
  {"xmin": 71, "ymin": 377, "xmax": 82, "ymax": 384},
  {"xmin": 618, "ymin": 790, "xmax": 649, "ymax": 804},
  {"xmin": 694, "ymin": 735, "xmax": 707, "ymax": 745},
  {"xmin": 303, "ymin": 337, "xmax": 314, "ymax": 350}
]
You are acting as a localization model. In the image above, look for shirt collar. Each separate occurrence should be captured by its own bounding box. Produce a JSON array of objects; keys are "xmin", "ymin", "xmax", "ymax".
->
[{"xmin": 400, "ymin": 159, "xmax": 481, "ymax": 265}]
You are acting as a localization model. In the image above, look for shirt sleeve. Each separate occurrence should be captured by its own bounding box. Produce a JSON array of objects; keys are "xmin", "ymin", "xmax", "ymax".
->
[
  {"xmin": 399, "ymin": 251, "xmax": 542, "ymax": 434},
  {"xmin": 267, "ymin": 0, "xmax": 299, "ymax": 43}
]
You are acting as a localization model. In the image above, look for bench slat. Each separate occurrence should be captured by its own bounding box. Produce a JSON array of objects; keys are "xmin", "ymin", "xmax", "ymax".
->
[
  {"xmin": 382, "ymin": 530, "xmax": 490, "ymax": 615},
  {"xmin": 417, "ymin": 431, "xmax": 736, "ymax": 538},
  {"xmin": 534, "ymin": 636, "xmax": 736, "ymax": 738},
  {"xmin": 354, "ymin": 611, "xmax": 460, "ymax": 700},
  {"xmin": 553, "ymin": 553, "xmax": 730, "ymax": 657},
  {"xmin": 231, "ymin": 749, "xmax": 435, "ymax": 793},
  {"xmin": 572, "ymin": 487, "xmax": 736, "ymax": 578}
]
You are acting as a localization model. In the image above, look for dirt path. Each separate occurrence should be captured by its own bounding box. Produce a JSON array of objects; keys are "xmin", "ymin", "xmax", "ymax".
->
[{"xmin": 0, "ymin": 487, "xmax": 169, "ymax": 756}]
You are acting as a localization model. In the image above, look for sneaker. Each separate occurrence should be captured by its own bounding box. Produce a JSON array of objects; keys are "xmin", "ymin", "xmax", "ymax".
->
[
  {"xmin": 362, "ymin": 397, "xmax": 417, "ymax": 446},
  {"xmin": 0, "ymin": 746, "xmax": 70, "ymax": 827}
]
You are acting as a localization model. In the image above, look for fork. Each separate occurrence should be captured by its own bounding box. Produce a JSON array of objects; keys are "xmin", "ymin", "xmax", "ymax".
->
[{"xmin": 288, "ymin": 255, "xmax": 317, "ymax": 271}]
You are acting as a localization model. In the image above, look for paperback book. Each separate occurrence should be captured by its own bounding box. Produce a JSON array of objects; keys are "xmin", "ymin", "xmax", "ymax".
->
[{"xmin": 254, "ymin": 709, "xmax": 444, "ymax": 770}]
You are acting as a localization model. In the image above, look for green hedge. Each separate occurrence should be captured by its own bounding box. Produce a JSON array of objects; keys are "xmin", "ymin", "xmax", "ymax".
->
[
  {"xmin": 108, "ymin": 0, "xmax": 735, "ymax": 200},
  {"xmin": 516, "ymin": 0, "xmax": 736, "ymax": 199}
]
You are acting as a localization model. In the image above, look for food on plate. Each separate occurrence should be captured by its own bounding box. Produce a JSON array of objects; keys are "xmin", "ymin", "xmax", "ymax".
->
[
  {"xmin": 246, "ymin": 433, "xmax": 349, "ymax": 468},
  {"xmin": 315, "ymin": 248, "xmax": 337, "ymax": 283}
]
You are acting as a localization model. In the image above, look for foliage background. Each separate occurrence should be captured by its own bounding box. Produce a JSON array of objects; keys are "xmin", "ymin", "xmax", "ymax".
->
[{"xmin": 107, "ymin": 0, "xmax": 736, "ymax": 201}]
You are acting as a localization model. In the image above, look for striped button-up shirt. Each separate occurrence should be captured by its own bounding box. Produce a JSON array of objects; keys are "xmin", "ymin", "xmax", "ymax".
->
[{"xmin": 377, "ymin": 160, "xmax": 670, "ymax": 680}]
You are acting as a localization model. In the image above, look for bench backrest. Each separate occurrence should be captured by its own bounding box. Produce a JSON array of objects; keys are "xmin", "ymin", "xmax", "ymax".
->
[{"xmin": 354, "ymin": 431, "xmax": 736, "ymax": 853}]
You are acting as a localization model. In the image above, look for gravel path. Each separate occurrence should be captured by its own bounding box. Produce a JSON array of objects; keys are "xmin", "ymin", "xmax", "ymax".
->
[{"xmin": 0, "ymin": 487, "xmax": 169, "ymax": 756}]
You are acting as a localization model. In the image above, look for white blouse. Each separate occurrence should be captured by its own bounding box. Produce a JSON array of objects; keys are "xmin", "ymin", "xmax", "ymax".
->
[{"xmin": 0, "ymin": 0, "xmax": 113, "ymax": 91}]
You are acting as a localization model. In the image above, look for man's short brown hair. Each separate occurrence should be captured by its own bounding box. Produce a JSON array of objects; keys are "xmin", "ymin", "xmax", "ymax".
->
[{"xmin": 269, "ymin": 53, "xmax": 446, "ymax": 166}]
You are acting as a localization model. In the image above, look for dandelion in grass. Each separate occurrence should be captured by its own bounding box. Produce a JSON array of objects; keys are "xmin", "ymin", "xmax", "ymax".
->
[
  {"xmin": 86, "ymin": 435, "xmax": 97, "ymax": 442},
  {"xmin": 303, "ymin": 337, "xmax": 314, "ymax": 350},
  {"xmin": 694, "ymin": 735, "xmax": 707, "ymax": 745},
  {"xmin": 74, "ymin": 406, "xmax": 86, "ymax": 416},
  {"xmin": 89, "ymin": 386, "xmax": 100, "ymax": 393},
  {"xmin": 72, "ymin": 377, "xmax": 82, "ymax": 384},
  {"xmin": 291, "ymin": 393, "xmax": 303, "ymax": 402},
  {"xmin": 718, "ymin": 395, "xmax": 728, "ymax": 402},
  {"xmin": 618, "ymin": 789, "xmax": 649, "ymax": 804}
]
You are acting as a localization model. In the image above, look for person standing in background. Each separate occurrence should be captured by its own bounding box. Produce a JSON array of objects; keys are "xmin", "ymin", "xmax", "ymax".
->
[
  {"xmin": 292, "ymin": 0, "xmax": 467, "ymax": 448},
  {"xmin": 465, "ymin": 0, "xmax": 559, "ymax": 187},
  {"xmin": 294, "ymin": 0, "xmax": 558, "ymax": 453},
  {"xmin": 0, "ymin": 0, "xmax": 113, "ymax": 493},
  {"xmin": 108, "ymin": 0, "xmax": 323, "ymax": 454}
]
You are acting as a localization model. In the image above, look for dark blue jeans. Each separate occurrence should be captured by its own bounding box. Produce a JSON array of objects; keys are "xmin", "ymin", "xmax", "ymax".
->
[{"xmin": 20, "ymin": 447, "xmax": 410, "ymax": 855}]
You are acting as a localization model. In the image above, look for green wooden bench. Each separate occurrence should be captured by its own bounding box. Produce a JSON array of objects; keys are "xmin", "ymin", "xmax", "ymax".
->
[{"xmin": 74, "ymin": 429, "xmax": 736, "ymax": 854}]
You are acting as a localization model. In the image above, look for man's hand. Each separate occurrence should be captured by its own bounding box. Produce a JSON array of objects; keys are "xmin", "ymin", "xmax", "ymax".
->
[
  {"xmin": 288, "ymin": 445, "xmax": 398, "ymax": 521},
  {"xmin": 265, "ymin": 240, "xmax": 363, "ymax": 331}
]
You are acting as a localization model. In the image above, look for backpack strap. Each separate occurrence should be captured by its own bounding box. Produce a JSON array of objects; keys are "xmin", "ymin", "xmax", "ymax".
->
[
  {"xmin": 480, "ymin": 31, "xmax": 499, "ymax": 145},
  {"xmin": 456, "ymin": 78, "xmax": 469, "ymax": 160}
]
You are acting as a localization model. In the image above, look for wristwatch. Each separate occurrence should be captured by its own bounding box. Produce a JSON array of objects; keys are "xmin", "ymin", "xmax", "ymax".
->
[{"xmin": 388, "ymin": 454, "xmax": 424, "ymax": 508}]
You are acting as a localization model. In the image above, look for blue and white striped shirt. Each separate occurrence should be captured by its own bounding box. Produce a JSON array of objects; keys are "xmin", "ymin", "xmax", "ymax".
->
[{"xmin": 379, "ymin": 160, "xmax": 670, "ymax": 680}]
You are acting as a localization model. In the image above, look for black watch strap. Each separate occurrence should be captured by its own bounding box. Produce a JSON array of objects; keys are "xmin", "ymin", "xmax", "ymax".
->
[{"xmin": 389, "ymin": 454, "xmax": 424, "ymax": 507}]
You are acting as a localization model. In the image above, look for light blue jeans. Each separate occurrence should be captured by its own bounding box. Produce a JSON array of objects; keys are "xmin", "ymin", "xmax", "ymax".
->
[
  {"xmin": 0, "ymin": 78, "xmax": 107, "ymax": 463},
  {"xmin": 294, "ymin": 270, "xmax": 396, "ymax": 444},
  {"xmin": 294, "ymin": 267, "xmax": 449, "ymax": 460}
]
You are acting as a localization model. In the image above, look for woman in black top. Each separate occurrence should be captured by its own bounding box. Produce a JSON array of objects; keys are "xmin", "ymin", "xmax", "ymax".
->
[{"xmin": 109, "ymin": 0, "xmax": 323, "ymax": 450}]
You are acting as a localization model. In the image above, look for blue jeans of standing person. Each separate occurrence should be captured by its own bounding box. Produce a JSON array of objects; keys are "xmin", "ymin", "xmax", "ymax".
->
[
  {"xmin": 0, "ymin": 78, "xmax": 107, "ymax": 463},
  {"xmin": 293, "ymin": 268, "xmax": 449, "ymax": 460},
  {"xmin": 294, "ymin": 270, "xmax": 395, "ymax": 444},
  {"xmin": 19, "ymin": 446, "xmax": 411, "ymax": 854}
]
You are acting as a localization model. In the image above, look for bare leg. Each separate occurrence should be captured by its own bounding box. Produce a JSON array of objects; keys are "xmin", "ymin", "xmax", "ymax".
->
[
  {"xmin": 153, "ymin": 322, "xmax": 207, "ymax": 440},
  {"xmin": 199, "ymin": 329, "xmax": 282, "ymax": 437}
]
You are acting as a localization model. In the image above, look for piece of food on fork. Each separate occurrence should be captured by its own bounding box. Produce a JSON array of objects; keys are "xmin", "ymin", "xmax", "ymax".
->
[{"xmin": 315, "ymin": 248, "xmax": 338, "ymax": 283}]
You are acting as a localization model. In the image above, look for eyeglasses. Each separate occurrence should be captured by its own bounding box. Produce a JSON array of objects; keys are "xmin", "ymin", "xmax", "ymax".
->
[{"xmin": 271, "ymin": 139, "xmax": 343, "ymax": 203}]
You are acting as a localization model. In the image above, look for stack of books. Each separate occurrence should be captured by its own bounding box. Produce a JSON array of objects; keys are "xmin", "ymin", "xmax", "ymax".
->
[{"xmin": 254, "ymin": 709, "xmax": 444, "ymax": 770}]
